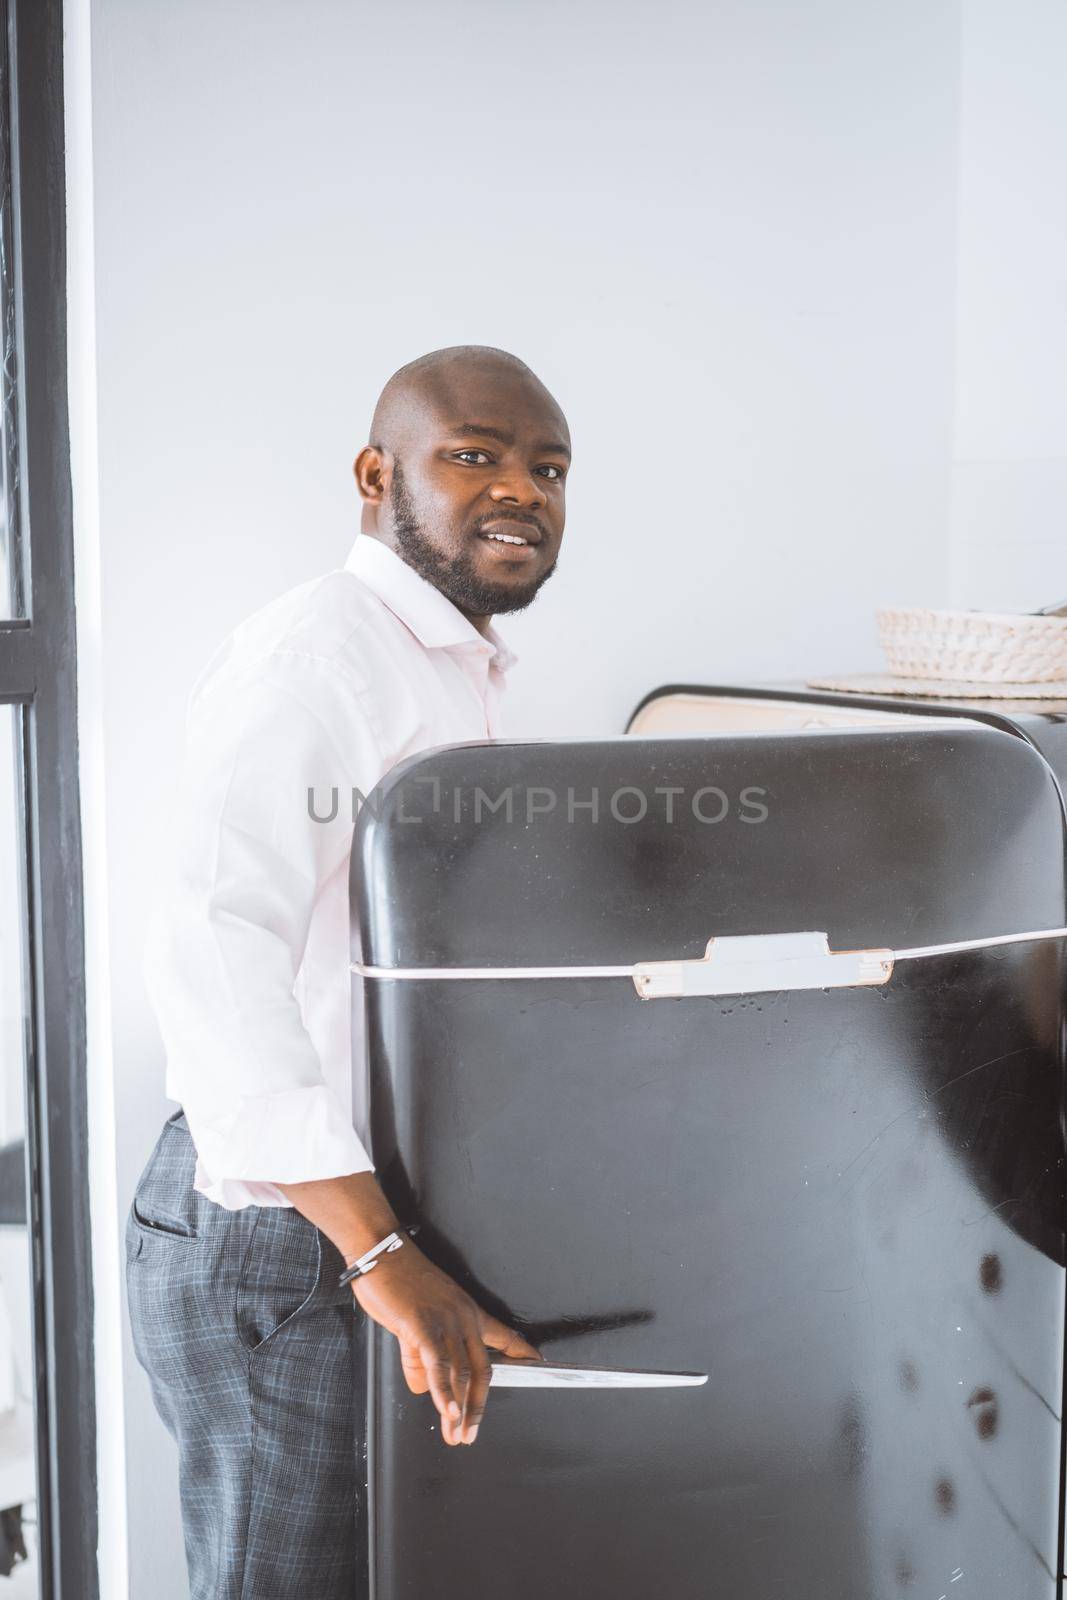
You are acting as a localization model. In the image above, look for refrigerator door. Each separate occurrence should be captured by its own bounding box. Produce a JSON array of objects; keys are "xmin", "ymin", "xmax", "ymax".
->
[{"xmin": 352, "ymin": 724, "xmax": 1066, "ymax": 1600}]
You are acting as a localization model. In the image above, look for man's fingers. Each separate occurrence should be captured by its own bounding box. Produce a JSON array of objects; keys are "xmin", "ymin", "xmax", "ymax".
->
[
  {"xmin": 399, "ymin": 1341, "xmax": 429, "ymax": 1395},
  {"xmin": 399, "ymin": 1324, "xmax": 480, "ymax": 1444},
  {"xmin": 445, "ymin": 1333, "xmax": 474, "ymax": 1442},
  {"xmin": 478, "ymin": 1312, "xmax": 543, "ymax": 1363},
  {"xmin": 460, "ymin": 1333, "xmax": 492, "ymax": 1443},
  {"xmin": 420, "ymin": 1344, "xmax": 463, "ymax": 1445},
  {"xmin": 386, "ymin": 1294, "xmax": 538, "ymax": 1447}
]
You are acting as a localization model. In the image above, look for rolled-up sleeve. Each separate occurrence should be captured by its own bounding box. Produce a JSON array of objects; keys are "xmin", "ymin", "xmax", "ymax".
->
[{"xmin": 144, "ymin": 650, "xmax": 384, "ymax": 1209}]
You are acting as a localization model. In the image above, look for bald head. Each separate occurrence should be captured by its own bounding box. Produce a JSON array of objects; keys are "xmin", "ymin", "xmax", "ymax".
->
[
  {"xmin": 353, "ymin": 345, "xmax": 570, "ymax": 627},
  {"xmin": 369, "ymin": 345, "xmax": 565, "ymax": 458}
]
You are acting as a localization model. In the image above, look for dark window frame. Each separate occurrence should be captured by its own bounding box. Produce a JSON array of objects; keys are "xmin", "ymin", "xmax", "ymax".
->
[{"xmin": 1, "ymin": 0, "xmax": 98, "ymax": 1596}]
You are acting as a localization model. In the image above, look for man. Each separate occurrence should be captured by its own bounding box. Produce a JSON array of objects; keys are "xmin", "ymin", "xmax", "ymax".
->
[{"xmin": 129, "ymin": 345, "xmax": 571, "ymax": 1598}]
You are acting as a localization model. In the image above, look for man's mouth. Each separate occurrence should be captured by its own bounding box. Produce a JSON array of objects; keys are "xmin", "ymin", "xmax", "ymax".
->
[{"xmin": 477, "ymin": 521, "xmax": 543, "ymax": 552}]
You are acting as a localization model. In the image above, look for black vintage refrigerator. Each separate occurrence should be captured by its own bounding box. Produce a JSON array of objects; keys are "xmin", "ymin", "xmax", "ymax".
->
[{"xmin": 349, "ymin": 689, "xmax": 1067, "ymax": 1600}]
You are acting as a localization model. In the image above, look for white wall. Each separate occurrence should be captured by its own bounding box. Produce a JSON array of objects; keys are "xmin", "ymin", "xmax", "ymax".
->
[
  {"xmin": 65, "ymin": 2, "xmax": 129, "ymax": 1594},
  {"xmin": 948, "ymin": 0, "xmax": 1067, "ymax": 610},
  {"xmin": 87, "ymin": 1, "xmax": 970, "ymax": 1593}
]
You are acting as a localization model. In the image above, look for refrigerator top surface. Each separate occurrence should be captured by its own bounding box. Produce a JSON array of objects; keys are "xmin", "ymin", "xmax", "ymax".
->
[
  {"xmin": 626, "ymin": 681, "xmax": 1067, "ymax": 734},
  {"xmin": 628, "ymin": 690, "xmax": 967, "ymax": 735}
]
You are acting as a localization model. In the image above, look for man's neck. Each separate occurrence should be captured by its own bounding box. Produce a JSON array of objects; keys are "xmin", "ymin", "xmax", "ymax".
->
[{"xmin": 461, "ymin": 609, "xmax": 494, "ymax": 639}]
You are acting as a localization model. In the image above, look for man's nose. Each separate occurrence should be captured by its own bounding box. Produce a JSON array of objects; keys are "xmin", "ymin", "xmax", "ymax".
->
[{"xmin": 488, "ymin": 469, "xmax": 547, "ymax": 510}]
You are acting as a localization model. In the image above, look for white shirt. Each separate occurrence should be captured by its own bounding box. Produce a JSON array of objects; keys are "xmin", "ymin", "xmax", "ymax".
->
[{"xmin": 143, "ymin": 535, "xmax": 517, "ymax": 1210}]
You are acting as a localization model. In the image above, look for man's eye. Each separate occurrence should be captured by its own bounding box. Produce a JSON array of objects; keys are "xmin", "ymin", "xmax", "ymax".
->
[
  {"xmin": 454, "ymin": 450, "xmax": 491, "ymax": 465},
  {"xmin": 537, "ymin": 464, "xmax": 566, "ymax": 481}
]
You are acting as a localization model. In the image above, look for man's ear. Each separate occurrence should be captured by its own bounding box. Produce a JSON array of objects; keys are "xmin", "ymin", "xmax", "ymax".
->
[
  {"xmin": 353, "ymin": 445, "xmax": 390, "ymax": 534},
  {"xmin": 353, "ymin": 445, "xmax": 390, "ymax": 503}
]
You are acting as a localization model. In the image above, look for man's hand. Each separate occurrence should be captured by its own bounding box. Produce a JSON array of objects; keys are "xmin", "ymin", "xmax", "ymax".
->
[
  {"xmin": 351, "ymin": 1242, "xmax": 541, "ymax": 1445},
  {"xmin": 276, "ymin": 1169, "xmax": 541, "ymax": 1446}
]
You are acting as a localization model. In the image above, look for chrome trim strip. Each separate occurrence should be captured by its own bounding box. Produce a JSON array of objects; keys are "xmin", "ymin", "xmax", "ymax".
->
[
  {"xmin": 352, "ymin": 925, "xmax": 1067, "ymax": 995},
  {"xmin": 352, "ymin": 961, "xmax": 634, "ymax": 981},
  {"xmin": 893, "ymin": 927, "xmax": 1067, "ymax": 960}
]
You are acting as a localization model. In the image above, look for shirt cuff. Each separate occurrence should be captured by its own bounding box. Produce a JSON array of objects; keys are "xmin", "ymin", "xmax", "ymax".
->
[{"xmin": 183, "ymin": 1084, "xmax": 374, "ymax": 1211}]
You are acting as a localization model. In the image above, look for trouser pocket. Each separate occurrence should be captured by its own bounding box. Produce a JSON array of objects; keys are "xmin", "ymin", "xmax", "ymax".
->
[
  {"xmin": 234, "ymin": 1206, "xmax": 324, "ymax": 1352},
  {"xmin": 125, "ymin": 1115, "xmax": 217, "ymax": 1383},
  {"xmin": 126, "ymin": 1114, "xmax": 202, "ymax": 1250}
]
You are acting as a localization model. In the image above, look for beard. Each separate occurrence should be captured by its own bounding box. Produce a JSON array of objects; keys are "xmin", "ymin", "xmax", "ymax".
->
[{"xmin": 388, "ymin": 458, "xmax": 557, "ymax": 617}]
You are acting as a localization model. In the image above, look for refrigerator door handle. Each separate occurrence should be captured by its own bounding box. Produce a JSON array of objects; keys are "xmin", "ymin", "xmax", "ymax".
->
[
  {"xmin": 489, "ymin": 1359, "xmax": 708, "ymax": 1389},
  {"xmin": 632, "ymin": 931, "xmax": 894, "ymax": 1000}
]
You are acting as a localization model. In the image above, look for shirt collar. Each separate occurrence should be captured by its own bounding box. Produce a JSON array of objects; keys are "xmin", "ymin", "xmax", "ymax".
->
[{"xmin": 343, "ymin": 536, "xmax": 518, "ymax": 672}]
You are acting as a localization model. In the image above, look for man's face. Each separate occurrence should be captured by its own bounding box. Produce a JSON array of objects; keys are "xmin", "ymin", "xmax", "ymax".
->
[{"xmin": 376, "ymin": 368, "xmax": 569, "ymax": 618}]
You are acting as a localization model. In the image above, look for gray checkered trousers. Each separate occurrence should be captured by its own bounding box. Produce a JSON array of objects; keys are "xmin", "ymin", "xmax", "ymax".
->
[{"xmin": 125, "ymin": 1110, "xmax": 362, "ymax": 1598}]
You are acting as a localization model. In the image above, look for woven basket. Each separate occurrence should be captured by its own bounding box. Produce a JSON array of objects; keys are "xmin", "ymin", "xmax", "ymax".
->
[{"xmin": 877, "ymin": 606, "xmax": 1067, "ymax": 684}]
